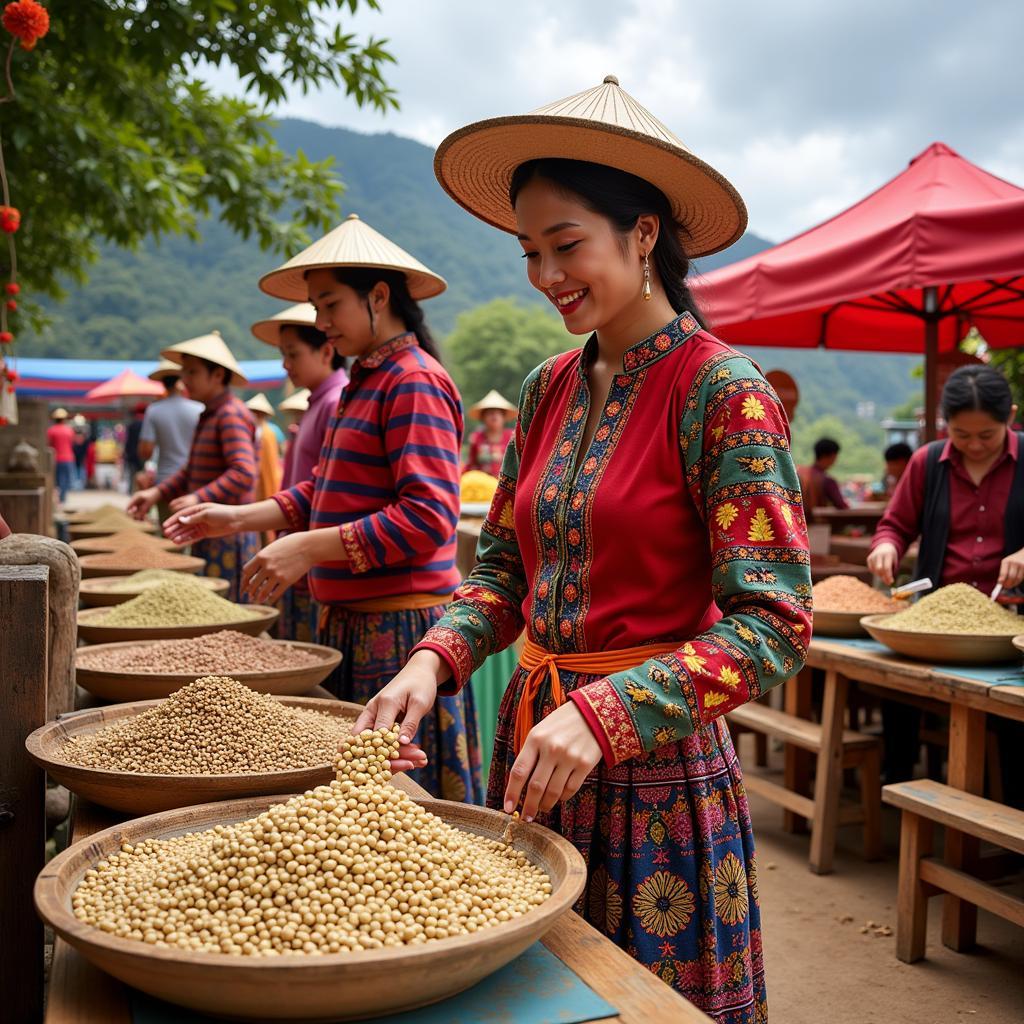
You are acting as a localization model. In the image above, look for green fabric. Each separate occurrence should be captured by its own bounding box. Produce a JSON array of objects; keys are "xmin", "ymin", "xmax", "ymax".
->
[{"xmin": 469, "ymin": 645, "xmax": 519, "ymax": 785}]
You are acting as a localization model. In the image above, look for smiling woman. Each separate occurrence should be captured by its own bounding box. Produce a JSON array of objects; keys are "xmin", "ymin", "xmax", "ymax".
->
[{"xmin": 358, "ymin": 77, "xmax": 813, "ymax": 1023}]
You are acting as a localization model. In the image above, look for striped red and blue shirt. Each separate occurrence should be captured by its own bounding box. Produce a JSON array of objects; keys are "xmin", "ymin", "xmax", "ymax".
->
[
  {"xmin": 156, "ymin": 390, "xmax": 257, "ymax": 505},
  {"xmin": 273, "ymin": 333, "xmax": 463, "ymax": 605}
]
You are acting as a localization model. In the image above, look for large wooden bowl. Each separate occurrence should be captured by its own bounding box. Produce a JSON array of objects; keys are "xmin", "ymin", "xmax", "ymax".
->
[
  {"xmin": 1014, "ymin": 635, "xmax": 1024, "ymax": 660},
  {"xmin": 79, "ymin": 575, "xmax": 230, "ymax": 607},
  {"xmin": 78, "ymin": 553, "xmax": 205, "ymax": 579},
  {"xmin": 35, "ymin": 794, "xmax": 587, "ymax": 1021},
  {"xmin": 71, "ymin": 534, "xmax": 179, "ymax": 554},
  {"xmin": 812, "ymin": 609, "xmax": 876, "ymax": 638},
  {"xmin": 75, "ymin": 639, "xmax": 342, "ymax": 701},
  {"xmin": 77, "ymin": 605, "xmax": 279, "ymax": 644},
  {"xmin": 24, "ymin": 697, "xmax": 361, "ymax": 814},
  {"xmin": 69, "ymin": 520, "xmax": 157, "ymax": 539},
  {"xmin": 862, "ymin": 614, "xmax": 1021, "ymax": 665}
]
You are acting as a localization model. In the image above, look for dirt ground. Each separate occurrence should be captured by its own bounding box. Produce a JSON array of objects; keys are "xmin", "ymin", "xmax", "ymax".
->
[{"xmin": 745, "ymin": 757, "xmax": 1024, "ymax": 1023}]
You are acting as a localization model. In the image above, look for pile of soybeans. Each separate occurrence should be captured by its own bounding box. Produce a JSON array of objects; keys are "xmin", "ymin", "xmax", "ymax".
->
[
  {"xmin": 883, "ymin": 583, "xmax": 1023, "ymax": 635},
  {"xmin": 95, "ymin": 576, "xmax": 261, "ymax": 628},
  {"xmin": 813, "ymin": 575, "xmax": 901, "ymax": 614},
  {"xmin": 71, "ymin": 726, "xmax": 552, "ymax": 955},
  {"xmin": 77, "ymin": 630, "xmax": 321, "ymax": 675},
  {"xmin": 61, "ymin": 675, "xmax": 350, "ymax": 774}
]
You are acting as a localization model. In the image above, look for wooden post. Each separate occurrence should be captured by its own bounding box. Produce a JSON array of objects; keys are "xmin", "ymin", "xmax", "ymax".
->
[
  {"xmin": 896, "ymin": 811, "xmax": 933, "ymax": 963},
  {"xmin": 923, "ymin": 287, "xmax": 939, "ymax": 443},
  {"xmin": 783, "ymin": 669, "xmax": 813, "ymax": 833},
  {"xmin": 0, "ymin": 563, "xmax": 49, "ymax": 1022},
  {"xmin": 0, "ymin": 535, "xmax": 80, "ymax": 718},
  {"xmin": 809, "ymin": 669, "xmax": 849, "ymax": 874}
]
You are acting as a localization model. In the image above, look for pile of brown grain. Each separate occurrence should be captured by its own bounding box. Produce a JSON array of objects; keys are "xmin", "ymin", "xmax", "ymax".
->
[
  {"xmin": 79, "ymin": 546, "xmax": 198, "ymax": 571},
  {"xmin": 813, "ymin": 575, "xmax": 901, "ymax": 614},
  {"xmin": 883, "ymin": 583, "xmax": 1023, "ymax": 635}
]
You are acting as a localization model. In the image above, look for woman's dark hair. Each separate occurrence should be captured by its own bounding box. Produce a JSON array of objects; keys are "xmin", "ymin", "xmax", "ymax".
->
[
  {"xmin": 329, "ymin": 267, "xmax": 441, "ymax": 362},
  {"xmin": 941, "ymin": 364, "xmax": 1013, "ymax": 423},
  {"xmin": 884, "ymin": 442, "xmax": 913, "ymax": 462},
  {"xmin": 161, "ymin": 374, "xmax": 180, "ymax": 393},
  {"xmin": 814, "ymin": 437, "xmax": 841, "ymax": 460},
  {"xmin": 282, "ymin": 323, "xmax": 345, "ymax": 371},
  {"xmin": 508, "ymin": 158, "xmax": 706, "ymax": 327},
  {"xmin": 200, "ymin": 358, "xmax": 231, "ymax": 387}
]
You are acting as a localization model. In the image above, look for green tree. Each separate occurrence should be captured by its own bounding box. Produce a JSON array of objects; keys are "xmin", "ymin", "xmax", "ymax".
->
[
  {"xmin": 444, "ymin": 298, "xmax": 571, "ymax": 409},
  {"xmin": 3, "ymin": 0, "xmax": 397, "ymax": 311}
]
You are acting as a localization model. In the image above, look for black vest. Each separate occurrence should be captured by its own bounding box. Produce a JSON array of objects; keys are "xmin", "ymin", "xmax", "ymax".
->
[{"xmin": 914, "ymin": 437, "xmax": 1024, "ymax": 586}]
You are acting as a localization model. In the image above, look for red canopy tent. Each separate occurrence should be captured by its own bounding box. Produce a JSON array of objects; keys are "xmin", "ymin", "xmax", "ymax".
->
[
  {"xmin": 693, "ymin": 142, "xmax": 1024, "ymax": 438},
  {"xmin": 83, "ymin": 369, "xmax": 165, "ymax": 402}
]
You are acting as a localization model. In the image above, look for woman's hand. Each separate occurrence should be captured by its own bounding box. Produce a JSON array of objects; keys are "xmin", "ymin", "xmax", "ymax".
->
[
  {"xmin": 352, "ymin": 651, "xmax": 446, "ymax": 773},
  {"xmin": 998, "ymin": 546, "xmax": 1024, "ymax": 590},
  {"xmin": 867, "ymin": 542, "xmax": 900, "ymax": 586},
  {"xmin": 164, "ymin": 502, "xmax": 241, "ymax": 545},
  {"xmin": 168, "ymin": 493, "xmax": 200, "ymax": 514},
  {"xmin": 503, "ymin": 701, "xmax": 602, "ymax": 822},
  {"xmin": 125, "ymin": 487, "xmax": 159, "ymax": 521},
  {"xmin": 241, "ymin": 533, "xmax": 316, "ymax": 606}
]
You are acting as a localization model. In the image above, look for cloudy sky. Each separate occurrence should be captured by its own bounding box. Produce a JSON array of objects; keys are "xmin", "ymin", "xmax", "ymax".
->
[{"xmin": 206, "ymin": 0, "xmax": 1023, "ymax": 242}]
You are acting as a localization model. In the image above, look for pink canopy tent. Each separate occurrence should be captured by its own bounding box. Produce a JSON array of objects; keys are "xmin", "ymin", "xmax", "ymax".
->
[
  {"xmin": 694, "ymin": 142, "xmax": 1024, "ymax": 438},
  {"xmin": 83, "ymin": 369, "xmax": 165, "ymax": 402}
]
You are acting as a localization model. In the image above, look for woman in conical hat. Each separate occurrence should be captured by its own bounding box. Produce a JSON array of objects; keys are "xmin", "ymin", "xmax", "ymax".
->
[
  {"xmin": 464, "ymin": 389, "xmax": 516, "ymax": 477},
  {"xmin": 358, "ymin": 78, "xmax": 811, "ymax": 1021},
  {"xmin": 164, "ymin": 214, "xmax": 482, "ymax": 804},
  {"xmin": 128, "ymin": 330, "xmax": 261, "ymax": 602}
]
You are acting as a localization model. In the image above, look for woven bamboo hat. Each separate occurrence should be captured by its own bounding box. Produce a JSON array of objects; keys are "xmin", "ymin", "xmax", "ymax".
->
[
  {"xmin": 160, "ymin": 330, "xmax": 248, "ymax": 387},
  {"xmin": 246, "ymin": 393, "xmax": 275, "ymax": 417},
  {"xmin": 51, "ymin": 407, "xmax": 68, "ymax": 420},
  {"xmin": 278, "ymin": 388, "xmax": 311, "ymax": 414},
  {"xmin": 251, "ymin": 303, "xmax": 319, "ymax": 347},
  {"xmin": 259, "ymin": 214, "xmax": 447, "ymax": 302},
  {"xmin": 434, "ymin": 75, "xmax": 747, "ymax": 258},
  {"xmin": 469, "ymin": 389, "xmax": 517, "ymax": 421},
  {"xmin": 147, "ymin": 359, "xmax": 181, "ymax": 382}
]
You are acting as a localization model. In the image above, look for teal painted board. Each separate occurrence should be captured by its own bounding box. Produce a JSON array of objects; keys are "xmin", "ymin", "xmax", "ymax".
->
[
  {"xmin": 130, "ymin": 942, "xmax": 617, "ymax": 1024},
  {"xmin": 470, "ymin": 644, "xmax": 518, "ymax": 785}
]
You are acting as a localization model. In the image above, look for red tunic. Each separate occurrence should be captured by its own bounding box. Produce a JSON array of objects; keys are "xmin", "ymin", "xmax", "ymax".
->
[{"xmin": 465, "ymin": 426, "xmax": 513, "ymax": 478}]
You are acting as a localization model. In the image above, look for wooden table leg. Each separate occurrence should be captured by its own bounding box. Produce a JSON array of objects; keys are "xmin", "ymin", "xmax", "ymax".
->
[
  {"xmin": 784, "ymin": 669, "xmax": 813, "ymax": 834},
  {"xmin": 941, "ymin": 702, "xmax": 985, "ymax": 951},
  {"xmin": 809, "ymin": 670, "xmax": 848, "ymax": 875}
]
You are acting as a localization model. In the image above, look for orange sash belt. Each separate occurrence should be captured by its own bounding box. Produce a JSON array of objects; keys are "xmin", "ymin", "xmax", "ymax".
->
[{"xmin": 514, "ymin": 637, "xmax": 680, "ymax": 752}]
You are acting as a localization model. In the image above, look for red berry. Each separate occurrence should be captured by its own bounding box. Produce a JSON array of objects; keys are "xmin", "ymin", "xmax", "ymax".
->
[
  {"xmin": 5, "ymin": 283, "xmax": 20, "ymax": 296},
  {"xmin": 0, "ymin": 331, "xmax": 13, "ymax": 344},
  {"xmin": 5, "ymin": 370, "xmax": 16, "ymax": 382},
  {"xmin": 0, "ymin": 206, "xmax": 20, "ymax": 234},
  {"xmin": 6, "ymin": 300, "xmax": 15, "ymax": 311},
  {"xmin": 0, "ymin": 416, "xmax": 8, "ymax": 426}
]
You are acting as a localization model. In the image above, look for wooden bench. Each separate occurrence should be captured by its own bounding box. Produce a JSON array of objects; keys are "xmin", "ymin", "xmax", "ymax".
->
[
  {"xmin": 883, "ymin": 779, "xmax": 1024, "ymax": 963},
  {"xmin": 729, "ymin": 699, "xmax": 882, "ymax": 864}
]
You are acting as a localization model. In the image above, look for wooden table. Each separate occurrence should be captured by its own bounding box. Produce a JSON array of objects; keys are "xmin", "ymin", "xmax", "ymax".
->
[
  {"xmin": 828, "ymin": 535, "xmax": 918, "ymax": 569},
  {"xmin": 45, "ymin": 783, "xmax": 711, "ymax": 1024},
  {"xmin": 810, "ymin": 559, "xmax": 873, "ymax": 584},
  {"xmin": 799, "ymin": 638, "xmax": 1024, "ymax": 953},
  {"xmin": 811, "ymin": 503, "xmax": 888, "ymax": 530}
]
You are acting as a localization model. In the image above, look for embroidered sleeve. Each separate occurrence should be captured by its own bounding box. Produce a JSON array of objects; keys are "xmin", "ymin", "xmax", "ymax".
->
[
  {"xmin": 413, "ymin": 359, "xmax": 554, "ymax": 693},
  {"xmin": 570, "ymin": 353, "xmax": 813, "ymax": 765}
]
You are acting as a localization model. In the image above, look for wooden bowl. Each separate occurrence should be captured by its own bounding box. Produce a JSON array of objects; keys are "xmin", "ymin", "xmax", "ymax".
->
[
  {"xmin": 861, "ymin": 614, "xmax": 1021, "ymax": 665},
  {"xmin": 1014, "ymin": 635, "xmax": 1024, "ymax": 659},
  {"xmin": 24, "ymin": 697, "xmax": 361, "ymax": 814},
  {"xmin": 78, "ymin": 553, "xmax": 205, "ymax": 579},
  {"xmin": 69, "ymin": 520, "xmax": 157, "ymax": 539},
  {"xmin": 71, "ymin": 534, "xmax": 179, "ymax": 554},
  {"xmin": 75, "ymin": 640, "xmax": 342, "ymax": 701},
  {"xmin": 77, "ymin": 605, "xmax": 280, "ymax": 644},
  {"xmin": 812, "ymin": 608, "xmax": 876, "ymax": 638},
  {"xmin": 35, "ymin": 795, "xmax": 587, "ymax": 1021},
  {"xmin": 79, "ymin": 575, "xmax": 230, "ymax": 608}
]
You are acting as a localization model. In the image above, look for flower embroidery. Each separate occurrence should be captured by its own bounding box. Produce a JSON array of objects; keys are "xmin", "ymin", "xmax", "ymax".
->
[
  {"xmin": 734, "ymin": 623, "xmax": 758, "ymax": 645},
  {"xmin": 737, "ymin": 454, "xmax": 776, "ymax": 475},
  {"xmin": 780, "ymin": 502, "xmax": 794, "ymax": 526},
  {"xmin": 652, "ymin": 725, "xmax": 678, "ymax": 746},
  {"xmin": 590, "ymin": 866, "xmax": 623, "ymax": 935},
  {"xmin": 741, "ymin": 395, "xmax": 767, "ymax": 421},
  {"xmin": 718, "ymin": 665, "xmax": 742, "ymax": 690},
  {"xmin": 747, "ymin": 507, "xmax": 775, "ymax": 542},
  {"xmin": 703, "ymin": 690, "xmax": 729, "ymax": 710},
  {"xmin": 647, "ymin": 664, "xmax": 672, "ymax": 691},
  {"xmin": 680, "ymin": 642, "xmax": 707, "ymax": 673},
  {"xmin": 634, "ymin": 871, "xmax": 696, "ymax": 937},
  {"xmin": 715, "ymin": 502, "xmax": 739, "ymax": 530},
  {"xmin": 624, "ymin": 680, "xmax": 656, "ymax": 706},
  {"xmin": 761, "ymin": 657, "xmax": 777, "ymax": 676},
  {"xmin": 662, "ymin": 702, "xmax": 686, "ymax": 718},
  {"xmin": 714, "ymin": 853, "xmax": 749, "ymax": 925},
  {"xmin": 711, "ymin": 367, "xmax": 732, "ymax": 383}
]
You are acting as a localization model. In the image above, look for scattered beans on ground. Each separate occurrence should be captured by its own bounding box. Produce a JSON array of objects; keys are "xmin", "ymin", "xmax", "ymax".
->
[
  {"xmin": 72, "ymin": 726, "xmax": 551, "ymax": 954},
  {"xmin": 77, "ymin": 630, "xmax": 321, "ymax": 675},
  {"xmin": 95, "ymin": 576, "xmax": 261, "ymax": 628},
  {"xmin": 883, "ymin": 582, "xmax": 1023, "ymax": 635},
  {"xmin": 62, "ymin": 675, "xmax": 352, "ymax": 774},
  {"xmin": 812, "ymin": 575, "xmax": 901, "ymax": 613}
]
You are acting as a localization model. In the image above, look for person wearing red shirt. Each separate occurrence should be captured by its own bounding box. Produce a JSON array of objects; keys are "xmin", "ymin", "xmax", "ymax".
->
[
  {"xmin": 352, "ymin": 80, "xmax": 812, "ymax": 1020},
  {"xmin": 163, "ymin": 216, "xmax": 481, "ymax": 806},
  {"xmin": 464, "ymin": 390, "xmax": 516, "ymax": 477},
  {"xmin": 46, "ymin": 408, "xmax": 77, "ymax": 505},
  {"xmin": 868, "ymin": 365, "xmax": 1023, "ymax": 788}
]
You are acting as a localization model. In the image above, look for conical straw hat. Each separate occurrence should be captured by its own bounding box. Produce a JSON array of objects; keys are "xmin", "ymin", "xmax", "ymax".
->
[
  {"xmin": 469, "ymin": 389, "xmax": 517, "ymax": 420},
  {"xmin": 278, "ymin": 388, "xmax": 310, "ymax": 413},
  {"xmin": 246, "ymin": 393, "xmax": 275, "ymax": 417},
  {"xmin": 434, "ymin": 75, "xmax": 747, "ymax": 259},
  {"xmin": 160, "ymin": 330, "xmax": 248, "ymax": 386},
  {"xmin": 251, "ymin": 303, "xmax": 319, "ymax": 347},
  {"xmin": 259, "ymin": 214, "xmax": 447, "ymax": 302},
  {"xmin": 147, "ymin": 359, "xmax": 182, "ymax": 382}
]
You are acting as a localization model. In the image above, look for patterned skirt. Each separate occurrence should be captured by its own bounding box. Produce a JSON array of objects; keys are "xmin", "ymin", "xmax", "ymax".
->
[
  {"xmin": 192, "ymin": 533, "xmax": 261, "ymax": 603},
  {"xmin": 490, "ymin": 665, "xmax": 766, "ymax": 1024},
  {"xmin": 317, "ymin": 604, "xmax": 484, "ymax": 805},
  {"xmin": 278, "ymin": 583, "xmax": 318, "ymax": 643}
]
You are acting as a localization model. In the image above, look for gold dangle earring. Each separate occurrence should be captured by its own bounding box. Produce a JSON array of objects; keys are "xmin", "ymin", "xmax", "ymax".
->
[{"xmin": 642, "ymin": 251, "xmax": 652, "ymax": 301}]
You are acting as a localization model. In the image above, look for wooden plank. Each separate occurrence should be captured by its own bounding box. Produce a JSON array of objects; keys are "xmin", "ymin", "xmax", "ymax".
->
[
  {"xmin": 728, "ymin": 702, "xmax": 877, "ymax": 751},
  {"xmin": 740, "ymin": 772, "xmax": 815, "ymax": 820},
  {"xmin": 920, "ymin": 857, "xmax": 1024, "ymax": 928},
  {"xmin": 895, "ymin": 812, "xmax": 934, "ymax": 963},
  {"xmin": 0, "ymin": 564, "xmax": 49, "ymax": 1023},
  {"xmin": 883, "ymin": 779, "xmax": 1024, "ymax": 854},
  {"xmin": 942, "ymin": 703, "xmax": 986, "ymax": 951},
  {"xmin": 809, "ymin": 670, "xmax": 848, "ymax": 875}
]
